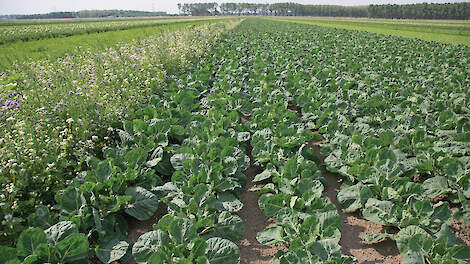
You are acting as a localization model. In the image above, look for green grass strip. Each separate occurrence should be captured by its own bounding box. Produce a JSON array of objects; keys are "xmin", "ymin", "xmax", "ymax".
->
[{"xmin": 0, "ymin": 18, "xmax": 229, "ymax": 70}]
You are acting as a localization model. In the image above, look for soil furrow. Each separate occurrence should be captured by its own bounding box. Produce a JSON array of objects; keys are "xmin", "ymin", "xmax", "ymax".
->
[
  {"xmin": 237, "ymin": 167, "xmax": 280, "ymax": 264},
  {"xmin": 236, "ymin": 139, "xmax": 284, "ymax": 264},
  {"xmin": 309, "ymin": 143, "xmax": 402, "ymax": 263}
]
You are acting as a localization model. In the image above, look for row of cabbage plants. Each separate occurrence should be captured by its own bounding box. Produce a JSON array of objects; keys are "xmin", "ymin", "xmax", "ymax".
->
[
  {"xmin": 244, "ymin": 19, "xmax": 470, "ymax": 263},
  {"xmin": 0, "ymin": 19, "xmax": 240, "ymax": 250},
  {"xmin": 3, "ymin": 17, "xmax": 470, "ymax": 264},
  {"xmin": 205, "ymin": 18, "xmax": 354, "ymax": 263},
  {"xmin": 152, "ymin": 17, "xmax": 470, "ymax": 263}
]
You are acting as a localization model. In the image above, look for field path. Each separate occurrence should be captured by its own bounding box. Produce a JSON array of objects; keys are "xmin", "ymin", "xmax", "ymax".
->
[
  {"xmin": 236, "ymin": 140, "xmax": 284, "ymax": 263},
  {"xmin": 237, "ymin": 167, "xmax": 280, "ymax": 264},
  {"xmin": 310, "ymin": 143, "xmax": 402, "ymax": 263}
]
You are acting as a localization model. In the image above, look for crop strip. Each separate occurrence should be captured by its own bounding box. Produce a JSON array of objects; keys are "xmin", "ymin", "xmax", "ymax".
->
[
  {"xmin": 1, "ymin": 20, "xmax": 246, "ymax": 263},
  {"xmin": 254, "ymin": 18, "xmax": 470, "ymax": 263},
  {"xmin": 3, "ymin": 17, "xmax": 470, "ymax": 264},
  {"xmin": 0, "ymin": 18, "xmax": 223, "ymax": 45}
]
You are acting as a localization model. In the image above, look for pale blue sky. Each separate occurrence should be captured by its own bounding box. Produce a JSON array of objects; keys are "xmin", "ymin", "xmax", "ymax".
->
[{"xmin": 1, "ymin": 0, "xmax": 469, "ymax": 15}]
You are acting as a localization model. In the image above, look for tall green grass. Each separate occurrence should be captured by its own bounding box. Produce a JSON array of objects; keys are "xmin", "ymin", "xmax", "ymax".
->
[
  {"xmin": 0, "ymin": 19, "xmax": 229, "ymax": 69},
  {"xmin": 0, "ymin": 17, "xmax": 216, "ymax": 44}
]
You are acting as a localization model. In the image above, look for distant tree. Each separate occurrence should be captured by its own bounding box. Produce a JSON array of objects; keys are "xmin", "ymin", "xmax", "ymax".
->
[
  {"xmin": 368, "ymin": 2, "xmax": 470, "ymax": 20},
  {"xmin": 18, "ymin": 10, "xmax": 167, "ymax": 19},
  {"xmin": 217, "ymin": 3, "xmax": 368, "ymax": 18},
  {"xmin": 178, "ymin": 3, "xmax": 218, "ymax": 16}
]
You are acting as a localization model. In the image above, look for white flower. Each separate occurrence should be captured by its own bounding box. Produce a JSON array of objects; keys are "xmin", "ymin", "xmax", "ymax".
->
[{"xmin": 66, "ymin": 118, "xmax": 74, "ymax": 124}]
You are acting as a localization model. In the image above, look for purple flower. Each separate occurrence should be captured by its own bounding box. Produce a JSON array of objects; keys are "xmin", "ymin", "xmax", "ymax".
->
[
  {"xmin": 2, "ymin": 99, "xmax": 19, "ymax": 110},
  {"xmin": 4, "ymin": 214, "xmax": 12, "ymax": 222}
]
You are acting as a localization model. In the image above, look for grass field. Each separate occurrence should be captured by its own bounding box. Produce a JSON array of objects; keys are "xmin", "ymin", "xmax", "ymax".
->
[
  {"xmin": 0, "ymin": 18, "xmax": 230, "ymax": 69},
  {"xmin": 0, "ymin": 16, "xmax": 197, "ymax": 26},
  {"xmin": 0, "ymin": 17, "xmax": 221, "ymax": 45},
  {"xmin": 271, "ymin": 17, "xmax": 470, "ymax": 46}
]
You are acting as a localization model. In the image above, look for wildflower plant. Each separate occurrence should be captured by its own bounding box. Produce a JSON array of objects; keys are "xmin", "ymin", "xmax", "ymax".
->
[{"xmin": 0, "ymin": 19, "xmax": 239, "ymax": 246}]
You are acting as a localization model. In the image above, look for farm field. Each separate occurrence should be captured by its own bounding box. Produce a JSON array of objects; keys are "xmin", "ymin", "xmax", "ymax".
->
[
  {"xmin": 0, "ymin": 18, "xmax": 231, "ymax": 68},
  {"xmin": 271, "ymin": 16, "xmax": 470, "ymax": 46},
  {"xmin": 0, "ymin": 17, "xmax": 216, "ymax": 44},
  {"xmin": 1, "ymin": 17, "xmax": 470, "ymax": 264},
  {"xmin": 0, "ymin": 16, "xmax": 196, "ymax": 26}
]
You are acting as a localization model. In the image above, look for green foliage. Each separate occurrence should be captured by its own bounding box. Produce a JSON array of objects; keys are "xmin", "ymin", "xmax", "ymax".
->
[
  {"xmin": 15, "ymin": 10, "xmax": 168, "ymax": 20},
  {"xmin": 0, "ymin": 17, "xmax": 190, "ymax": 45},
  {"xmin": 2, "ymin": 15, "xmax": 470, "ymax": 264},
  {"xmin": 198, "ymin": 18, "xmax": 469, "ymax": 263},
  {"xmin": 0, "ymin": 19, "xmax": 229, "ymax": 68},
  {"xmin": 371, "ymin": 224, "xmax": 470, "ymax": 263},
  {"xmin": 0, "ymin": 19, "xmax": 239, "ymax": 247},
  {"xmin": 273, "ymin": 17, "xmax": 470, "ymax": 47},
  {"xmin": 179, "ymin": 2, "xmax": 368, "ymax": 17},
  {"xmin": 9, "ymin": 223, "xmax": 89, "ymax": 263},
  {"xmin": 369, "ymin": 3, "xmax": 470, "ymax": 20}
]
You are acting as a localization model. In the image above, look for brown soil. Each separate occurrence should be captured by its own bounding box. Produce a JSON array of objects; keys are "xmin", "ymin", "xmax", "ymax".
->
[
  {"xmin": 309, "ymin": 143, "xmax": 402, "ymax": 264},
  {"xmin": 127, "ymin": 202, "xmax": 168, "ymax": 242},
  {"xmin": 451, "ymin": 218, "xmax": 470, "ymax": 247},
  {"xmin": 241, "ymin": 115, "xmax": 254, "ymax": 122},
  {"xmin": 126, "ymin": 202, "xmax": 168, "ymax": 264},
  {"xmin": 236, "ymin": 167, "xmax": 286, "ymax": 264},
  {"xmin": 236, "ymin": 138, "xmax": 286, "ymax": 263},
  {"xmin": 287, "ymin": 103, "xmax": 302, "ymax": 117},
  {"xmin": 236, "ymin": 106, "xmax": 402, "ymax": 263}
]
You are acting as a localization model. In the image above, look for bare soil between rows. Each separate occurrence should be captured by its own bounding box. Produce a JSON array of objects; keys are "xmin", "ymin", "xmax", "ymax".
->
[
  {"xmin": 310, "ymin": 143, "xmax": 402, "ymax": 264},
  {"xmin": 124, "ymin": 114, "xmax": 468, "ymax": 264},
  {"xmin": 233, "ymin": 128, "xmax": 403, "ymax": 263},
  {"xmin": 236, "ymin": 166, "xmax": 287, "ymax": 264}
]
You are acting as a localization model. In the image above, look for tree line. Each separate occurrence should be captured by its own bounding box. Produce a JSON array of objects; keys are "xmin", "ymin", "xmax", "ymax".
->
[
  {"xmin": 178, "ymin": 3, "xmax": 368, "ymax": 17},
  {"xmin": 10, "ymin": 10, "xmax": 168, "ymax": 19},
  {"xmin": 4, "ymin": 3, "xmax": 470, "ymax": 20},
  {"xmin": 369, "ymin": 3, "xmax": 470, "ymax": 20},
  {"xmin": 178, "ymin": 2, "xmax": 470, "ymax": 20}
]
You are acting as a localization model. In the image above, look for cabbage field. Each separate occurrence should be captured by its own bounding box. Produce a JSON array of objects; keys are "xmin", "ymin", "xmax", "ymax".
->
[{"xmin": 1, "ymin": 17, "xmax": 469, "ymax": 263}]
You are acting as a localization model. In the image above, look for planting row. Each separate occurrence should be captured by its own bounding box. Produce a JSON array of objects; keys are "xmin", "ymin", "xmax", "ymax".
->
[
  {"xmin": 240, "ymin": 19, "xmax": 470, "ymax": 262},
  {"xmin": 205, "ymin": 18, "xmax": 354, "ymax": 263},
  {"xmin": 0, "ymin": 19, "xmax": 240, "ymax": 247},
  {"xmin": 3, "ymin": 17, "xmax": 470, "ymax": 263},
  {"xmin": 153, "ymin": 18, "xmax": 354, "ymax": 263},
  {"xmin": 144, "ymin": 17, "xmax": 470, "ymax": 263},
  {"xmin": 2, "ymin": 19, "xmax": 247, "ymax": 263}
]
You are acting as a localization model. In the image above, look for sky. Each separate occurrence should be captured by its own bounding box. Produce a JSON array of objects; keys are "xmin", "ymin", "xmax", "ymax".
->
[{"xmin": 1, "ymin": 0, "xmax": 469, "ymax": 15}]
